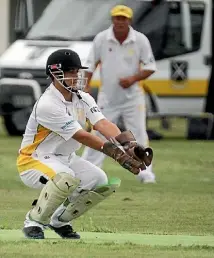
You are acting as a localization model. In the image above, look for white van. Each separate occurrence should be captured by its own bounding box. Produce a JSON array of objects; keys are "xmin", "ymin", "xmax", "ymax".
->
[{"xmin": 0, "ymin": 0, "xmax": 211, "ymax": 135}]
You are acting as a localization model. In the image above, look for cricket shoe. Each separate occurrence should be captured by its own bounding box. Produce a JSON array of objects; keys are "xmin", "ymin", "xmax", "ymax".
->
[
  {"xmin": 49, "ymin": 224, "xmax": 80, "ymax": 239},
  {"xmin": 23, "ymin": 226, "xmax": 45, "ymax": 239}
]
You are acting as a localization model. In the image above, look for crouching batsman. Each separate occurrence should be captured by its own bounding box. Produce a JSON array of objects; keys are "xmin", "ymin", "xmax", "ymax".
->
[{"xmin": 16, "ymin": 49, "xmax": 153, "ymax": 239}]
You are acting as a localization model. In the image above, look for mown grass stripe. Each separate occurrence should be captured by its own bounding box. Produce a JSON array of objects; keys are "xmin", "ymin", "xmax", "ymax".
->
[{"xmin": 0, "ymin": 230, "xmax": 214, "ymax": 247}]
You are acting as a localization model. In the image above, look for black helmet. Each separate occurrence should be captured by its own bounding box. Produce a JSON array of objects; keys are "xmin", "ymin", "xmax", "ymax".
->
[{"xmin": 46, "ymin": 49, "xmax": 88, "ymax": 75}]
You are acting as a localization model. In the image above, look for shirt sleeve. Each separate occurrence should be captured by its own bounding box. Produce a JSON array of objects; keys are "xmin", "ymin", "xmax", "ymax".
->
[
  {"xmin": 140, "ymin": 35, "xmax": 157, "ymax": 71},
  {"xmin": 82, "ymin": 93, "xmax": 105, "ymax": 125},
  {"xmin": 36, "ymin": 102, "xmax": 82, "ymax": 141},
  {"xmin": 86, "ymin": 34, "xmax": 101, "ymax": 73}
]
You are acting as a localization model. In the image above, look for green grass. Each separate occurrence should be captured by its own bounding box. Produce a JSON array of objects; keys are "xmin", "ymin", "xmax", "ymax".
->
[
  {"xmin": 0, "ymin": 118, "xmax": 214, "ymax": 257},
  {"xmin": 1, "ymin": 242, "xmax": 214, "ymax": 258}
]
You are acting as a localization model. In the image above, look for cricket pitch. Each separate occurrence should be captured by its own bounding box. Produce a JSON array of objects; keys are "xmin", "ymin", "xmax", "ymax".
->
[{"xmin": 0, "ymin": 230, "xmax": 214, "ymax": 247}]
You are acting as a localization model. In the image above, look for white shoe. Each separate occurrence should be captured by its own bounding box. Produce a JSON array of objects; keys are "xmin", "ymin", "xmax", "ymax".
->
[{"xmin": 136, "ymin": 169, "xmax": 156, "ymax": 184}]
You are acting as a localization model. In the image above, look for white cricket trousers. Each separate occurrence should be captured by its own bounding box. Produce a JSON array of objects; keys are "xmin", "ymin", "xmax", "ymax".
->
[{"xmin": 19, "ymin": 153, "xmax": 108, "ymax": 228}]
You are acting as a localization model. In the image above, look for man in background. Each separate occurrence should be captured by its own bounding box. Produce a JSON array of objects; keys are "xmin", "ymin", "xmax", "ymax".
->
[{"xmin": 82, "ymin": 5, "xmax": 157, "ymax": 183}]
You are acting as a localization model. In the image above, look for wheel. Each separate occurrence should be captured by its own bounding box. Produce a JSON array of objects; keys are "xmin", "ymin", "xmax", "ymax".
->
[{"xmin": 3, "ymin": 114, "xmax": 24, "ymax": 136}]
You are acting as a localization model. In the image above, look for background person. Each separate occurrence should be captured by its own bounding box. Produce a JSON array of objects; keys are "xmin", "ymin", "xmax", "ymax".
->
[{"xmin": 82, "ymin": 5, "xmax": 157, "ymax": 183}]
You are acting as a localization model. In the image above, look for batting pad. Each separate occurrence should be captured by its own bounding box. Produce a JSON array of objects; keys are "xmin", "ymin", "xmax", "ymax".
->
[
  {"xmin": 29, "ymin": 172, "xmax": 80, "ymax": 225},
  {"xmin": 59, "ymin": 177, "xmax": 121, "ymax": 222}
]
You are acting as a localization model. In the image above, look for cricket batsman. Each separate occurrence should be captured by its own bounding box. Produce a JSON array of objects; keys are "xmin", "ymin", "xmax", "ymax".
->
[{"xmin": 16, "ymin": 49, "xmax": 153, "ymax": 239}]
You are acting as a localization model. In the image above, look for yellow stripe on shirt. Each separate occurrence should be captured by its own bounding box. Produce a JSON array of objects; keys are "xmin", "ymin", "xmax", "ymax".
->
[{"xmin": 17, "ymin": 125, "xmax": 55, "ymax": 178}]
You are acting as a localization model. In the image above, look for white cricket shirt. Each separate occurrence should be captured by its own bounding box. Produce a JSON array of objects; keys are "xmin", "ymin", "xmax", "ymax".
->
[
  {"xmin": 87, "ymin": 26, "xmax": 157, "ymax": 105},
  {"xmin": 19, "ymin": 84, "xmax": 105, "ymax": 157}
]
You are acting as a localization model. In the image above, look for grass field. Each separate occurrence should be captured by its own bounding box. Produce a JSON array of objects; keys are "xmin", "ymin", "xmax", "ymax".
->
[{"xmin": 0, "ymin": 118, "xmax": 214, "ymax": 257}]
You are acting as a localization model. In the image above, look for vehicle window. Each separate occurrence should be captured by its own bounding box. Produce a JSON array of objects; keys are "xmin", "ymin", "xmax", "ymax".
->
[
  {"xmin": 162, "ymin": 2, "xmax": 185, "ymax": 57},
  {"xmin": 136, "ymin": 1, "xmax": 205, "ymax": 60},
  {"xmin": 26, "ymin": 0, "xmax": 149, "ymax": 40},
  {"xmin": 189, "ymin": 2, "xmax": 205, "ymax": 51},
  {"xmin": 162, "ymin": 1, "xmax": 205, "ymax": 59},
  {"xmin": 134, "ymin": 2, "xmax": 169, "ymax": 60},
  {"xmin": 26, "ymin": 0, "xmax": 205, "ymax": 60}
]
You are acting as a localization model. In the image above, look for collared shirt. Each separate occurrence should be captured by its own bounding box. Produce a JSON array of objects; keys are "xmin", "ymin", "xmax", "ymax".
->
[
  {"xmin": 87, "ymin": 26, "xmax": 157, "ymax": 105},
  {"xmin": 18, "ymin": 84, "xmax": 105, "ymax": 157}
]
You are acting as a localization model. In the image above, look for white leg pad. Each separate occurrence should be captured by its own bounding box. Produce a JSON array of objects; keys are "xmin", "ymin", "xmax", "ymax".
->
[
  {"xmin": 29, "ymin": 172, "xmax": 80, "ymax": 225},
  {"xmin": 58, "ymin": 177, "xmax": 121, "ymax": 222}
]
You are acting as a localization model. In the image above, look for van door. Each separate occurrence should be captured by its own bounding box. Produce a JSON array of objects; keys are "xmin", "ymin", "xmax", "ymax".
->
[{"xmin": 140, "ymin": 0, "xmax": 208, "ymax": 115}]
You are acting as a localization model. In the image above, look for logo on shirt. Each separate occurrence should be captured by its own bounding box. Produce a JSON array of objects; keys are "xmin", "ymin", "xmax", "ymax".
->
[
  {"xmin": 61, "ymin": 120, "xmax": 74, "ymax": 130},
  {"xmin": 65, "ymin": 182, "xmax": 72, "ymax": 190},
  {"xmin": 128, "ymin": 49, "xmax": 134, "ymax": 56},
  {"xmin": 90, "ymin": 106, "xmax": 101, "ymax": 113}
]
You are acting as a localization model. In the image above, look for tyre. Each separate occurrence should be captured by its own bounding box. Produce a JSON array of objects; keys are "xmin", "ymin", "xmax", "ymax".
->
[{"xmin": 2, "ymin": 114, "xmax": 24, "ymax": 136}]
